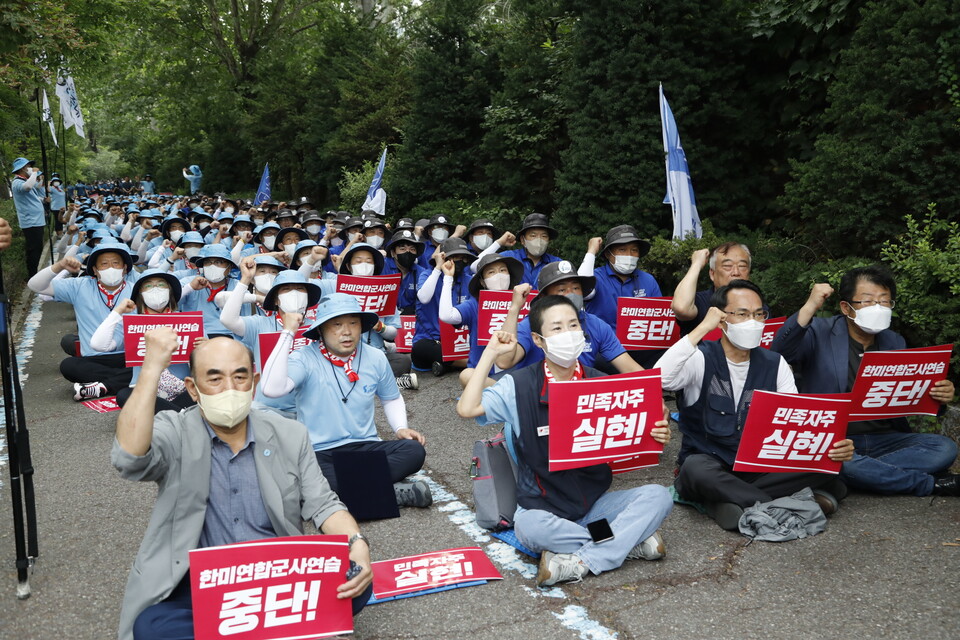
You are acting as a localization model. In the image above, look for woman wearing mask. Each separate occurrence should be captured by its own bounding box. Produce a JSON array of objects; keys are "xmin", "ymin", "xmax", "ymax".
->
[
  {"xmin": 439, "ymin": 254, "xmax": 524, "ymax": 388},
  {"xmin": 301, "ymin": 210, "xmax": 325, "ymax": 242},
  {"xmin": 89, "ymin": 269, "xmax": 198, "ymax": 412},
  {"xmin": 27, "ymin": 240, "xmax": 139, "ymax": 400},
  {"xmin": 359, "ymin": 218, "xmax": 389, "ymax": 252},
  {"xmin": 417, "ymin": 214, "xmax": 457, "ymax": 269},
  {"xmin": 276, "ymin": 227, "xmax": 309, "ymax": 264}
]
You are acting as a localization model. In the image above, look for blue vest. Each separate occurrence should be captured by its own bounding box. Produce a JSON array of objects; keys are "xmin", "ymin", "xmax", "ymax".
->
[
  {"xmin": 508, "ymin": 363, "xmax": 612, "ymax": 521},
  {"xmin": 677, "ymin": 340, "xmax": 780, "ymax": 466}
]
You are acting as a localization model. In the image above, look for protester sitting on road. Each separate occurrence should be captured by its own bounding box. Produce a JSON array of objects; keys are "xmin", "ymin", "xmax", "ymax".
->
[
  {"xmin": 113, "ymin": 332, "xmax": 373, "ymax": 640},
  {"xmin": 439, "ymin": 253, "xmax": 524, "ymax": 388},
  {"xmin": 178, "ymin": 244, "xmax": 248, "ymax": 337},
  {"xmin": 89, "ymin": 268, "xmax": 198, "ymax": 413},
  {"xmin": 28, "ymin": 240, "xmax": 140, "ymax": 401},
  {"xmin": 657, "ymin": 279, "xmax": 855, "ymax": 530},
  {"xmin": 671, "ymin": 242, "xmax": 766, "ymax": 337},
  {"xmin": 770, "ymin": 266, "xmax": 959, "ymax": 497},
  {"xmin": 458, "ymin": 296, "xmax": 673, "ymax": 586},
  {"xmin": 413, "ymin": 237, "xmax": 476, "ymax": 376},
  {"xmin": 493, "ymin": 261, "xmax": 644, "ymax": 374},
  {"xmin": 382, "ymin": 229, "xmax": 423, "ymax": 315},
  {"xmin": 260, "ymin": 293, "xmax": 432, "ymax": 507}
]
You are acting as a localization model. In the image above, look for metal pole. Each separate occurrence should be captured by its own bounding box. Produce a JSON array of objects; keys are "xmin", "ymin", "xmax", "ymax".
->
[{"xmin": 33, "ymin": 90, "xmax": 54, "ymax": 266}]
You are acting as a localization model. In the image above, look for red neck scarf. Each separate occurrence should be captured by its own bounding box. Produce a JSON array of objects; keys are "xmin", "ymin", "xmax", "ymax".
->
[
  {"xmin": 98, "ymin": 281, "xmax": 125, "ymax": 308},
  {"xmin": 206, "ymin": 283, "xmax": 227, "ymax": 303},
  {"xmin": 318, "ymin": 340, "xmax": 360, "ymax": 382},
  {"xmin": 541, "ymin": 359, "xmax": 583, "ymax": 398}
]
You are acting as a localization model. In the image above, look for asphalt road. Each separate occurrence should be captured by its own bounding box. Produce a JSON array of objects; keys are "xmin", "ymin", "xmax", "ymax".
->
[{"xmin": 1, "ymin": 295, "xmax": 958, "ymax": 640}]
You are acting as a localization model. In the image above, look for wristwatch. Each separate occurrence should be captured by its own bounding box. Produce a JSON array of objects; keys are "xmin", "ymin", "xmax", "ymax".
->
[{"xmin": 348, "ymin": 533, "xmax": 369, "ymax": 549}]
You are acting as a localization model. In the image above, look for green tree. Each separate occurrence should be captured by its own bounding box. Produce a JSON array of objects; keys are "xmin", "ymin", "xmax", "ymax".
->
[{"xmin": 781, "ymin": 0, "xmax": 960, "ymax": 256}]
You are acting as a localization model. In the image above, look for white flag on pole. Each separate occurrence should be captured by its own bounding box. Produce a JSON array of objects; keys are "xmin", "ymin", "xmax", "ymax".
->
[
  {"xmin": 42, "ymin": 89, "xmax": 58, "ymax": 147},
  {"xmin": 55, "ymin": 72, "xmax": 86, "ymax": 139}
]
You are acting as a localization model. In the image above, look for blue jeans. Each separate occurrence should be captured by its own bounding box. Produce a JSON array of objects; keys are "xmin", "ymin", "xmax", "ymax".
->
[
  {"xmin": 513, "ymin": 485, "xmax": 673, "ymax": 575},
  {"xmin": 841, "ymin": 432, "xmax": 958, "ymax": 496}
]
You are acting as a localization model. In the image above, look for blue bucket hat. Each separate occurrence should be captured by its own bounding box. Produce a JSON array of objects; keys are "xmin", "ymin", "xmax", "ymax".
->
[
  {"xmin": 252, "ymin": 255, "xmax": 287, "ymax": 270},
  {"xmin": 303, "ymin": 293, "xmax": 380, "ymax": 340},
  {"xmin": 131, "ymin": 268, "xmax": 183, "ymax": 305},
  {"xmin": 291, "ymin": 239, "xmax": 319, "ymax": 266},
  {"xmin": 255, "ymin": 221, "xmax": 282, "ymax": 244},
  {"xmin": 262, "ymin": 270, "xmax": 324, "ymax": 312},
  {"xmin": 177, "ymin": 231, "xmax": 205, "ymax": 246},
  {"xmin": 338, "ymin": 242, "xmax": 384, "ymax": 275},
  {"xmin": 193, "ymin": 243, "xmax": 238, "ymax": 269},
  {"xmin": 11, "ymin": 157, "xmax": 32, "ymax": 173},
  {"xmin": 85, "ymin": 240, "xmax": 135, "ymax": 277}
]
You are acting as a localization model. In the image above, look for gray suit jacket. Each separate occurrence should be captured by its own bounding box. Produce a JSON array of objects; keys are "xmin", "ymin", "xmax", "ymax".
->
[{"xmin": 111, "ymin": 406, "xmax": 345, "ymax": 640}]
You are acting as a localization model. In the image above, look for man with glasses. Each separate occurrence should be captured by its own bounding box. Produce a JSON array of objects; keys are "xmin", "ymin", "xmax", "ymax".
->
[
  {"xmin": 671, "ymin": 242, "xmax": 766, "ymax": 337},
  {"xmin": 657, "ymin": 279, "xmax": 855, "ymax": 530},
  {"xmin": 772, "ymin": 265, "xmax": 959, "ymax": 497}
]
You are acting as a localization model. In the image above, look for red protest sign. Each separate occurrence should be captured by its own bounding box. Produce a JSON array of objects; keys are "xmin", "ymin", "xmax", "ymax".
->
[
  {"xmin": 257, "ymin": 328, "xmax": 311, "ymax": 372},
  {"xmin": 371, "ymin": 547, "xmax": 502, "ymax": 600},
  {"xmin": 395, "ymin": 315, "xmax": 416, "ymax": 353},
  {"xmin": 189, "ymin": 535, "xmax": 352, "ymax": 640},
  {"xmin": 702, "ymin": 316, "xmax": 786, "ymax": 349},
  {"xmin": 547, "ymin": 371, "xmax": 665, "ymax": 472},
  {"xmin": 733, "ymin": 391, "xmax": 850, "ymax": 474},
  {"xmin": 476, "ymin": 289, "xmax": 538, "ymax": 346},
  {"xmin": 615, "ymin": 297, "xmax": 680, "ymax": 350},
  {"xmin": 123, "ymin": 312, "xmax": 204, "ymax": 366},
  {"xmin": 440, "ymin": 321, "xmax": 471, "ymax": 361},
  {"xmin": 849, "ymin": 344, "xmax": 953, "ymax": 420},
  {"xmin": 336, "ymin": 274, "xmax": 401, "ymax": 316},
  {"xmin": 81, "ymin": 396, "xmax": 120, "ymax": 413}
]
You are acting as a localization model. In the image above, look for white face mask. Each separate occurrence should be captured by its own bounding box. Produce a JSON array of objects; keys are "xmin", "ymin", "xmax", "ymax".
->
[
  {"xmin": 366, "ymin": 235, "xmax": 384, "ymax": 249},
  {"xmin": 184, "ymin": 247, "xmax": 202, "ymax": 261},
  {"xmin": 283, "ymin": 243, "xmax": 298, "ymax": 259},
  {"xmin": 97, "ymin": 267, "xmax": 125, "ymax": 287},
  {"xmin": 253, "ymin": 217, "xmax": 265, "ymax": 226},
  {"xmin": 277, "ymin": 290, "xmax": 309, "ymax": 314},
  {"xmin": 525, "ymin": 237, "xmax": 548, "ymax": 258},
  {"xmin": 254, "ymin": 273, "xmax": 276, "ymax": 294},
  {"xmin": 723, "ymin": 319, "xmax": 765, "ymax": 350},
  {"xmin": 224, "ymin": 207, "xmax": 235, "ymax": 214},
  {"xmin": 541, "ymin": 330, "xmax": 585, "ymax": 368},
  {"xmin": 850, "ymin": 304, "xmax": 892, "ymax": 335},
  {"xmin": 168, "ymin": 230, "xmax": 184, "ymax": 243},
  {"xmin": 352, "ymin": 262, "xmax": 375, "ymax": 277},
  {"xmin": 330, "ymin": 236, "xmax": 344, "ymax": 247},
  {"xmin": 473, "ymin": 234, "xmax": 493, "ymax": 251},
  {"xmin": 431, "ymin": 228, "xmax": 449, "ymax": 244},
  {"xmin": 141, "ymin": 287, "xmax": 170, "ymax": 311},
  {"xmin": 262, "ymin": 235, "xmax": 277, "ymax": 251},
  {"xmin": 196, "ymin": 388, "xmax": 253, "ymax": 428},
  {"xmin": 198, "ymin": 221, "xmax": 211, "ymax": 231},
  {"xmin": 202, "ymin": 265, "xmax": 227, "ymax": 283},
  {"xmin": 305, "ymin": 224, "xmax": 322, "ymax": 236},
  {"xmin": 484, "ymin": 272, "xmax": 511, "ymax": 291},
  {"xmin": 612, "ymin": 255, "xmax": 638, "ymax": 275},
  {"xmin": 347, "ymin": 231, "xmax": 361, "ymax": 244}
]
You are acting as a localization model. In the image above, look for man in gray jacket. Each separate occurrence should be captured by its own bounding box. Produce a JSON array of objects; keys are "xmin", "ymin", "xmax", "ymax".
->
[{"xmin": 113, "ymin": 332, "xmax": 373, "ymax": 640}]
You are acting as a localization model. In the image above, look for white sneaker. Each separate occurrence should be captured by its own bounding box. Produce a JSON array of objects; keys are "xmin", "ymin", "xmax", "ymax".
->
[
  {"xmin": 396, "ymin": 373, "xmax": 419, "ymax": 390},
  {"xmin": 73, "ymin": 382, "xmax": 107, "ymax": 402},
  {"xmin": 536, "ymin": 551, "xmax": 589, "ymax": 586},
  {"xmin": 626, "ymin": 530, "xmax": 665, "ymax": 561}
]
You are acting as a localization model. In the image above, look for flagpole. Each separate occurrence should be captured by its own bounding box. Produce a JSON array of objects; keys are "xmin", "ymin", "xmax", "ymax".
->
[{"xmin": 33, "ymin": 90, "xmax": 54, "ymax": 265}]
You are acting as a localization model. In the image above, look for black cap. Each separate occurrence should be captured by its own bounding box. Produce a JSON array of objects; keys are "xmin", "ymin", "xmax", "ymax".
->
[
  {"xmin": 519, "ymin": 213, "xmax": 557, "ymax": 239},
  {"xmin": 468, "ymin": 255, "xmax": 524, "ymax": 299},
  {"xmin": 534, "ymin": 260, "xmax": 595, "ymax": 299},
  {"xmin": 603, "ymin": 224, "xmax": 650, "ymax": 258},
  {"xmin": 437, "ymin": 237, "xmax": 476, "ymax": 261},
  {"xmin": 386, "ymin": 228, "xmax": 424, "ymax": 255}
]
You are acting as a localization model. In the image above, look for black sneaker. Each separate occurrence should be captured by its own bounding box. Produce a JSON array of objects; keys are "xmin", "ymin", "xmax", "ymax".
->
[
  {"xmin": 932, "ymin": 474, "xmax": 960, "ymax": 496},
  {"xmin": 396, "ymin": 373, "xmax": 419, "ymax": 390},
  {"xmin": 705, "ymin": 502, "xmax": 744, "ymax": 531},
  {"xmin": 394, "ymin": 480, "xmax": 432, "ymax": 507},
  {"xmin": 431, "ymin": 361, "xmax": 446, "ymax": 377},
  {"xmin": 73, "ymin": 381, "xmax": 108, "ymax": 401}
]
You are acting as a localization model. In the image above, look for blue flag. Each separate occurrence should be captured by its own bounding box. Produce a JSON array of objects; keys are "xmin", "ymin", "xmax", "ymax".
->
[
  {"xmin": 254, "ymin": 163, "xmax": 271, "ymax": 205},
  {"xmin": 362, "ymin": 148, "xmax": 387, "ymax": 216},
  {"xmin": 659, "ymin": 84, "xmax": 702, "ymax": 240}
]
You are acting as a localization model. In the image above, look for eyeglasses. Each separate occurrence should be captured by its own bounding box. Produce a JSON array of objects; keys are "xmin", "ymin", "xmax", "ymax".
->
[
  {"xmin": 717, "ymin": 261, "xmax": 750, "ymax": 273},
  {"xmin": 141, "ymin": 283, "xmax": 170, "ymax": 290},
  {"xmin": 849, "ymin": 299, "xmax": 896, "ymax": 309},
  {"xmin": 724, "ymin": 309, "xmax": 769, "ymax": 321}
]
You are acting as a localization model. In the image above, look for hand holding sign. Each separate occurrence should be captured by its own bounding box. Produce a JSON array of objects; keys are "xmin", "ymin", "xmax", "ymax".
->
[{"xmin": 930, "ymin": 379, "xmax": 956, "ymax": 404}]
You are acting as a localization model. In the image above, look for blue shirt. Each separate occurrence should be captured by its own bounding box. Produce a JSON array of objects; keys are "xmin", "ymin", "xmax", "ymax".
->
[
  {"xmin": 186, "ymin": 173, "xmax": 202, "ymax": 194},
  {"xmin": 585, "ymin": 263, "xmax": 662, "ymax": 331},
  {"xmin": 240, "ymin": 314, "xmax": 299, "ymax": 413},
  {"xmin": 453, "ymin": 298, "xmax": 483, "ymax": 368},
  {"xmin": 49, "ymin": 185, "xmax": 67, "ymax": 210},
  {"xmin": 417, "ymin": 239, "xmax": 440, "ymax": 270},
  {"xmin": 179, "ymin": 277, "xmax": 247, "ymax": 336},
  {"xmin": 53, "ymin": 274, "xmax": 140, "ymax": 356},
  {"xmin": 197, "ymin": 420, "xmax": 275, "ymax": 548},
  {"xmin": 12, "ymin": 177, "xmax": 45, "ymax": 228},
  {"xmin": 498, "ymin": 248, "xmax": 561, "ymax": 286},
  {"xmin": 414, "ymin": 268, "xmax": 472, "ymax": 342},
  {"xmin": 514, "ymin": 311, "xmax": 625, "ymax": 370},
  {"xmin": 140, "ymin": 180, "xmax": 156, "ymax": 194},
  {"xmin": 287, "ymin": 342, "xmax": 400, "ymax": 451}
]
